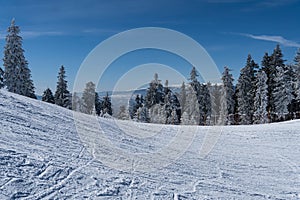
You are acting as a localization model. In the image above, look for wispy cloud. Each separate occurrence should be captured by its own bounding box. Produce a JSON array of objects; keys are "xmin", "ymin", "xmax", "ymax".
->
[
  {"xmin": 257, "ymin": 0, "xmax": 298, "ymax": 7},
  {"xmin": 0, "ymin": 28, "xmax": 118, "ymax": 40},
  {"xmin": 238, "ymin": 33, "xmax": 300, "ymax": 48},
  {"xmin": 21, "ymin": 31, "xmax": 64, "ymax": 38},
  {"xmin": 0, "ymin": 30, "xmax": 65, "ymax": 40}
]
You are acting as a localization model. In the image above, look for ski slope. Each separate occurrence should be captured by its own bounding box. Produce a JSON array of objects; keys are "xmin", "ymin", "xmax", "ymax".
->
[{"xmin": 0, "ymin": 90, "xmax": 299, "ymax": 199}]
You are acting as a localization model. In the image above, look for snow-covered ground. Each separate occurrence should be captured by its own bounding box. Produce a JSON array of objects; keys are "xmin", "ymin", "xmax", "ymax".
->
[{"xmin": 0, "ymin": 90, "xmax": 299, "ymax": 199}]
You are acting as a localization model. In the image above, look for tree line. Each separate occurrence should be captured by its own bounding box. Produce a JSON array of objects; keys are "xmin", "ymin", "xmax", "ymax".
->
[
  {"xmin": 1, "ymin": 20, "xmax": 300, "ymax": 125},
  {"xmin": 122, "ymin": 45, "xmax": 300, "ymax": 125},
  {"xmin": 41, "ymin": 67, "xmax": 113, "ymax": 117}
]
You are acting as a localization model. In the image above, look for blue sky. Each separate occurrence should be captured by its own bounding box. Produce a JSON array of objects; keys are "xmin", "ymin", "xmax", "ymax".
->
[{"xmin": 0, "ymin": 0, "xmax": 300, "ymax": 94}]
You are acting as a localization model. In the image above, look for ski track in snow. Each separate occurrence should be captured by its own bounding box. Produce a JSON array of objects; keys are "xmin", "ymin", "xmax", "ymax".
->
[{"xmin": 0, "ymin": 89, "xmax": 300, "ymax": 199}]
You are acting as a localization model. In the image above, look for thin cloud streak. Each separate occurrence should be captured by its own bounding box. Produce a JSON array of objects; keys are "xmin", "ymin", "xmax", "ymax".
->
[
  {"xmin": 239, "ymin": 33, "xmax": 300, "ymax": 48},
  {"xmin": 0, "ymin": 30, "xmax": 65, "ymax": 40},
  {"xmin": 21, "ymin": 31, "xmax": 64, "ymax": 38},
  {"xmin": 257, "ymin": 0, "xmax": 298, "ymax": 7}
]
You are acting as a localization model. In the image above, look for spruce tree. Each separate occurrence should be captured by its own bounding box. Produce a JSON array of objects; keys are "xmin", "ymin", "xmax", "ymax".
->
[
  {"xmin": 95, "ymin": 92, "xmax": 102, "ymax": 116},
  {"xmin": 253, "ymin": 70, "xmax": 268, "ymax": 124},
  {"xmin": 145, "ymin": 73, "xmax": 164, "ymax": 108},
  {"xmin": 82, "ymin": 81, "xmax": 96, "ymax": 114},
  {"xmin": 102, "ymin": 92, "xmax": 112, "ymax": 116},
  {"xmin": 117, "ymin": 105, "xmax": 130, "ymax": 120},
  {"xmin": 290, "ymin": 49, "xmax": 300, "ymax": 118},
  {"xmin": 164, "ymin": 91, "xmax": 172, "ymax": 124},
  {"xmin": 219, "ymin": 67, "xmax": 235, "ymax": 125},
  {"xmin": 181, "ymin": 85, "xmax": 200, "ymax": 125},
  {"xmin": 149, "ymin": 104, "xmax": 166, "ymax": 124},
  {"xmin": 188, "ymin": 67, "xmax": 202, "ymax": 125},
  {"xmin": 190, "ymin": 66, "xmax": 198, "ymax": 83},
  {"xmin": 273, "ymin": 65, "xmax": 294, "ymax": 121},
  {"xmin": 42, "ymin": 88, "xmax": 55, "ymax": 104},
  {"xmin": 164, "ymin": 80, "xmax": 170, "ymax": 95},
  {"xmin": 268, "ymin": 45, "xmax": 285, "ymax": 121},
  {"xmin": 3, "ymin": 19, "xmax": 36, "ymax": 98},
  {"xmin": 210, "ymin": 83, "xmax": 221, "ymax": 125},
  {"xmin": 294, "ymin": 49, "xmax": 300, "ymax": 100},
  {"xmin": 262, "ymin": 52, "xmax": 274, "ymax": 120},
  {"xmin": 72, "ymin": 92, "xmax": 82, "ymax": 112},
  {"xmin": 189, "ymin": 66, "xmax": 201, "ymax": 97},
  {"xmin": 201, "ymin": 83, "xmax": 212, "ymax": 125},
  {"xmin": 133, "ymin": 94, "xmax": 142, "ymax": 119},
  {"xmin": 54, "ymin": 65, "xmax": 70, "ymax": 108},
  {"xmin": 164, "ymin": 91, "xmax": 181, "ymax": 124},
  {"xmin": 188, "ymin": 67, "xmax": 212, "ymax": 125},
  {"xmin": 236, "ymin": 55, "xmax": 257, "ymax": 124},
  {"xmin": 179, "ymin": 82, "xmax": 186, "ymax": 112},
  {"xmin": 136, "ymin": 106, "xmax": 150, "ymax": 123}
]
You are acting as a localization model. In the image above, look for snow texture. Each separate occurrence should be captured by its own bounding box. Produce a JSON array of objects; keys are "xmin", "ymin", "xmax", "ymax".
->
[{"xmin": 0, "ymin": 89, "xmax": 300, "ymax": 199}]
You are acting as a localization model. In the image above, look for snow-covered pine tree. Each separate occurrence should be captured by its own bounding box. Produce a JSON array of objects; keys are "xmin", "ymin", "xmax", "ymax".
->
[
  {"xmin": 266, "ymin": 45, "xmax": 285, "ymax": 121},
  {"xmin": 164, "ymin": 91, "xmax": 172, "ymax": 124},
  {"xmin": 72, "ymin": 92, "xmax": 82, "ymax": 112},
  {"xmin": 190, "ymin": 66, "xmax": 198, "ymax": 83},
  {"xmin": 145, "ymin": 73, "xmax": 164, "ymax": 108},
  {"xmin": 210, "ymin": 83, "xmax": 221, "ymax": 125},
  {"xmin": 273, "ymin": 65, "xmax": 294, "ymax": 121},
  {"xmin": 102, "ymin": 92, "xmax": 112, "ymax": 116},
  {"xmin": 0, "ymin": 67, "xmax": 4, "ymax": 89},
  {"xmin": 19, "ymin": 60, "xmax": 36, "ymax": 99},
  {"xmin": 136, "ymin": 106, "xmax": 150, "ymax": 123},
  {"xmin": 140, "ymin": 95, "xmax": 144, "ymax": 105},
  {"xmin": 42, "ymin": 88, "xmax": 55, "ymax": 104},
  {"xmin": 197, "ymin": 84, "xmax": 205, "ymax": 125},
  {"xmin": 178, "ymin": 82, "xmax": 186, "ymax": 112},
  {"xmin": 261, "ymin": 52, "xmax": 273, "ymax": 121},
  {"xmin": 218, "ymin": 67, "xmax": 235, "ymax": 125},
  {"xmin": 149, "ymin": 104, "xmax": 166, "ymax": 124},
  {"xmin": 188, "ymin": 67, "xmax": 212, "ymax": 125},
  {"xmin": 189, "ymin": 66, "xmax": 201, "ymax": 96},
  {"xmin": 117, "ymin": 105, "xmax": 130, "ymax": 120},
  {"xmin": 181, "ymin": 85, "xmax": 200, "ymax": 125},
  {"xmin": 189, "ymin": 67, "xmax": 202, "ymax": 124},
  {"xmin": 131, "ymin": 95, "xmax": 145, "ymax": 120},
  {"xmin": 202, "ymin": 84, "xmax": 212, "ymax": 125},
  {"xmin": 164, "ymin": 91, "xmax": 181, "ymax": 125},
  {"xmin": 3, "ymin": 19, "xmax": 36, "ymax": 98},
  {"xmin": 180, "ymin": 112, "xmax": 190, "ymax": 125},
  {"xmin": 164, "ymin": 80, "xmax": 170, "ymax": 95},
  {"xmin": 236, "ymin": 55, "xmax": 257, "ymax": 125},
  {"xmin": 81, "ymin": 81, "xmax": 96, "ymax": 114},
  {"xmin": 141, "ymin": 101, "xmax": 150, "ymax": 122},
  {"xmin": 54, "ymin": 65, "xmax": 70, "ymax": 108},
  {"xmin": 253, "ymin": 70, "xmax": 268, "ymax": 124},
  {"xmin": 289, "ymin": 49, "xmax": 300, "ymax": 118},
  {"xmin": 95, "ymin": 92, "xmax": 102, "ymax": 116},
  {"xmin": 144, "ymin": 73, "xmax": 166, "ymax": 123},
  {"xmin": 67, "ymin": 93, "xmax": 73, "ymax": 110},
  {"xmin": 294, "ymin": 48, "xmax": 300, "ymax": 100},
  {"xmin": 170, "ymin": 108, "xmax": 180, "ymax": 125}
]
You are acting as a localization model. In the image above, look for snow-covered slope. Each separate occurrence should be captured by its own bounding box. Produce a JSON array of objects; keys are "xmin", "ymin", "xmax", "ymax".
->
[{"xmin": 0, "ymin": 90, "xmax": 299, "ymax": 199}]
